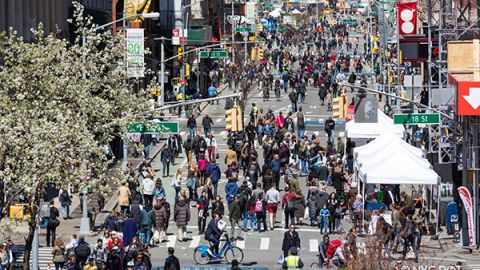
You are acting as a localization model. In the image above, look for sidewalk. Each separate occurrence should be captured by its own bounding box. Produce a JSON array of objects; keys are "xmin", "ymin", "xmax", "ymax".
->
[{"xmin": 10, "ymin": 143, "xmax": 164, "ymax": 245}]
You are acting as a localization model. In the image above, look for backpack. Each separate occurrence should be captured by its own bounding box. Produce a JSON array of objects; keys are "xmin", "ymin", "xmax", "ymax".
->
[
  {"xmin": 75, "ymin": 242, "xmax": 91, "ymax": 259},
  {"xmin": 255, "ymin": 200, "xmax": 263, "ymax": 212},
  {"xmin": 65, "ymin": 247, "xmax": 76, "ymax": 261},
  {"xmin": 60, "ymin": 190, "xmax": 70, "ymax": 203},
  {"xmin": 287, "ymin": 199, "xmax": 297, "ymax": 211}
]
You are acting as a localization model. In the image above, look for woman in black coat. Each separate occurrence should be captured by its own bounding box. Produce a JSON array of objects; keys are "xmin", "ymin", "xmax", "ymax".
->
[{"xmin": 281, "ymin": 225, "xmax": 301, "ymax": 258}]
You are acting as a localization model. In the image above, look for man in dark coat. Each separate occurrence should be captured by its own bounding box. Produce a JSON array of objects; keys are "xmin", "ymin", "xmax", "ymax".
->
[
  {"xmin": 164, "ymin": 247, "xmax": 181, "ymax": 270},
  {"xmin": 281, "ymin": 225, "xmax": 301, "ymax": 258}
]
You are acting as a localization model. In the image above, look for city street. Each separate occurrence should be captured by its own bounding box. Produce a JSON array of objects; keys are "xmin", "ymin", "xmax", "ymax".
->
[{"xmin": 3, "ymin": 0, "xmax": 480, "ymax": 270}]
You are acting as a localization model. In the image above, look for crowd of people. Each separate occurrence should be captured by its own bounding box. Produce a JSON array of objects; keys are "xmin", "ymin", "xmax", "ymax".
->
[{"xmin": 2, "ymin": 4, "xmax": 448, "ymax": 270}]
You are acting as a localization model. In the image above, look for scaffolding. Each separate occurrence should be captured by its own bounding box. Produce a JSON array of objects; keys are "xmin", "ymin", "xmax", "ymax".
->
[{"xmin": 425, "ymin": 0, "xmax": 473, "ymax": 163}]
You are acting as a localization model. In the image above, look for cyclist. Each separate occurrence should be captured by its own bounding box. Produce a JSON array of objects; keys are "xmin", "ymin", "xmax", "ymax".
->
[
  {"xmin": 318, "ymin": 234, "xmax": 330, "ymax": 268},
  {"xmin": 323, "ymin": 239, "xmax": 345, "ymax": 268},
  {"xmin": 205, "ymin": 213, "xmax": 222, "ymax": 257}
]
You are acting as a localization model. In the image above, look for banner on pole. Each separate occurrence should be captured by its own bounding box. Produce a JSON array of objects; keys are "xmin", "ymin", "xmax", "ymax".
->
[
  {"xmin": 458, "ymin": 186, "xmax": 476, "ymax": 246},
  {"xmin": 397, "ymin": 1, "xmax": 417, "ymax": 35},
  {"xmin": 246, "ymin": 2, "xmax": 257, "ymax": 21},
  {"xmin": 126, "ymin": 28, "xmax": 145, "ymax": 78}
]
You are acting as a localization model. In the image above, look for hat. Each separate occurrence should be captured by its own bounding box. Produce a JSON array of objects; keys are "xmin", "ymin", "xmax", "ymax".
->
[
  {"xmin": 97, "ymin": 238, "xmax": 103, "ymax": 243},
  {"xmin": 356, "ymin": 194, "xmax": 363, "ymax": 200},
  {"xmin": 289, "ymin": 246, "xmax": 298, "ymax": 254},
  {"xmin": 127, "ymin": 261, "xmax": 134, "ymax": 267},
  {"xmin": 87, "ymin": 256, "xmax": 94, "ymax": 261}
]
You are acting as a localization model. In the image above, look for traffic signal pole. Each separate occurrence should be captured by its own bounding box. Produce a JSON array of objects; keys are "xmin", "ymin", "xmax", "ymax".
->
[
  {"xmin": 154, "ymin": 39, "xmax": 265, "ymax": 109},
  {"xmin": 339, "ymin": 83, "xmax": 453, "ymax": 120}
]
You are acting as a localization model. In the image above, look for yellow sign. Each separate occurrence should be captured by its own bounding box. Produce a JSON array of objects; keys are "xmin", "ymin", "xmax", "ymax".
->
[{"xmin": 125, "ymin": 0, "xmax": 152, "ymax": 22}]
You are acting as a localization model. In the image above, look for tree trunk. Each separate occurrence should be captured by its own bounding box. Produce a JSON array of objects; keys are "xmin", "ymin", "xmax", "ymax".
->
[
  {"xmin": 23, "ymin": 194, "xmax": 40, "ymax": 270},
  {"xmin": 23, "ymin": 215, "xmax": 36, "ymax": 270}
]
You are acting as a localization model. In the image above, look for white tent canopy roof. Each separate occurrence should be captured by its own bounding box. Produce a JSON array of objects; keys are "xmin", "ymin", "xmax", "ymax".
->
[
  {"xmin": 358, "ymin": 156, "xmax": 440, "ymax": 184},
  {"xmin": 291, "ymin": 9, "xmax": 302, "ymax": 14},
  {"xmin": 354, "ymin": 131, "xmax": 425, "ymax": 165},
  {"xmin": 355, "ymin": 132, "xmax": 440, "ymax": 185},
  {"xmin": 345, "ymin": 109, "xmax": 405, "ymax": 138}
]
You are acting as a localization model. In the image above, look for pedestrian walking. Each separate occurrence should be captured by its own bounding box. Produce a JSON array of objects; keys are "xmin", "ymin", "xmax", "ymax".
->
[
  {"xmin": 160, "ymin": 144, "xmax": 172, "ymax": 177},
  {"xmin": 173, "ymin": 197, "xmax": 190, "ymax": 242},
  {"xmin": 266, "ymin": 185, "xmax": 280, "ymax": 230},
  {"xmin": 153, "ymin": 197, "xmax": 168, "ymax": 243},
  {"xmin": 164, "ymin": 247, "xmax": 181, "ymax": 270},
  {"xmin": 281, "ymin": 225, "xmax": 301, "ymax": 258},
  {"xmin": 52, "ymin": 238, "xmax": 66, "ymax": 270},
  {"xmin": 229, "ymin": 195, "xmax": 244, "ymax": 240},
  {"xmin": 58, "ymin": 186, "xmax": 72, "ymax": 219},
  {"xmin": 46, "ymin": 200, "xmax": 60, "ymax": 247}
]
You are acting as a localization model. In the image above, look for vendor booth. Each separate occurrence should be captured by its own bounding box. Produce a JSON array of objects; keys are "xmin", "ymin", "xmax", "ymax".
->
[{"xmin": 354, "ymin": 131, "xmax": 441, "ymax": 235}]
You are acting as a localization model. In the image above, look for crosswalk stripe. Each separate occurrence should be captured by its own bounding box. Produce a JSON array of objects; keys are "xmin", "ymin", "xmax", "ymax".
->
[
  {"xmin": 179, "ymin": 131, "xmax": 186, "ymax": 136},
  {"xmin": 309, "ymin": 239, "xmax": 318, "ymax": 252},
  {"xmin": 166, "ymin": 235, "xmax": 177, "ymax": 247},
  {"xmin": 236, "ymin": 238, "xmax": 245, "ymax": 249},
  {"xmin": 189, "ymin": 235, "xmax": 201, "ymax": 248},
  {"xmin": 260, "ymin": 237, "xmax": 269, "ymax": 250},
  {"xmin": 215, "ymin": 118, "xmax": 222, "ymax": 123}
]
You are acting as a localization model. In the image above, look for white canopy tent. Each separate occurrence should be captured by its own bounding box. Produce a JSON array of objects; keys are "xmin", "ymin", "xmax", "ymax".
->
[
  {"xmin": 269, "ymin": 8, "xmax": 284, "ymax": 18},
  {"xmin": 353, "ymin": 132, "xmax": 441, "ymax": 235},
  {"xmin": 291, "ymin": 9, "xmax": 302, "ymax": 14},
  {"xmin": 345, "ymin": 109, "xmax": 405, "ymax": 138},
  {"xmin": 354, "ymin": 131, "xmax": 427, "ymax": 169}
]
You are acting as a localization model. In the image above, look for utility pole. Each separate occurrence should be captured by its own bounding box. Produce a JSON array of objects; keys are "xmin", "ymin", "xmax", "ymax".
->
[
  {"xmin": 232, "ymin": 0, "xmax": 235, "ymax": 64},
  {"xmin": 159, "ymin": 37, "xmax": 166, "ymax": 107},
  {"xmin": 181, "ymin": 1, "xmax": 187, "ymax": 118}
]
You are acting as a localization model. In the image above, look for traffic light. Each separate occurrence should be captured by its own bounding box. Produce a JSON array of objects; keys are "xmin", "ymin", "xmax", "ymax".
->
[
  {"xmin": 257, "ymin": 48, "xmax": 264, "ymax": 61},
  {"xmin": 258, "ymin": 23, "xmax": 264, "ymax": 32},
  {"xmin": 332, "ymin": 95, "xmax": 346, "ymax": 119},
  {"xmin": 177, "ymin": 47, "xmax": 183, "ymax": 62},
  {"xmin": 225, "ymin": 107, "xmax": 238, "ymax": 131},
  {"xmin": 250, "ymin": 47, "xmax": 258, "ymax": 61},
  {"xmin": 235, "ymin": 106, "xmax": 243, "ymax": 131}
]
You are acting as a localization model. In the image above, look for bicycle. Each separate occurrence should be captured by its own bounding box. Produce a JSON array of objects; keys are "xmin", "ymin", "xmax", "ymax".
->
[{"xmin": 193, "ymin": 233, "xmax": 244, "ymax": 265}]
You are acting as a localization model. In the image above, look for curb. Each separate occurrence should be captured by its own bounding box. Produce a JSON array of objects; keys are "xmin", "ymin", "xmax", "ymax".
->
[{"xmin": 93, "ymin": 145, "xmax": 163, "ymax": 228}]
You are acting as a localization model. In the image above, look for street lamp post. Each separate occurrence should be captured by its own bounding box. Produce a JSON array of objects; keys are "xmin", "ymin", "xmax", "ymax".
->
[
  {"xmin": 80, "ymin": 12, "xmax": 160, "ymax": 235},
  {"xmin": 179, "ymin": 0, "xmax": 209, "ymax": 118}
]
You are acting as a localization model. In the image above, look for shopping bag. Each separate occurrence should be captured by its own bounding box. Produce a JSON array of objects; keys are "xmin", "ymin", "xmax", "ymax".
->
[
  {"xmin": 304, "ymin": 207, "xmax": 310, "ymax": 220},
  {"xmin": 276, "ymin": 254, "xmax": 284, "ymax": 265}
]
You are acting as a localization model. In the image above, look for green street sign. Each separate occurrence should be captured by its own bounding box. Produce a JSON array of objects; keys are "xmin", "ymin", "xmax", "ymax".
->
[
  {"xmin": 199, "ymin": 51, "xmax": 229, "ymax": 58},
  {"xmin": 236, "ymin": 27, "xmax": 252, "ymax": 33},
  {"xmin": 352, "ymin": 5, "xmax": 364, "ymax": 8},
  {"xmin": 264, "ymin": 3, "xmax": 273, "ymax": 7},
  {"xmin": 393, "ymin": 113, "xmax": 440, "ymax": 125},
  {"xmin": 127, "ymin": 122, "xmax": 179, "ymax": 134},
  {"xmin": 343, "ymin": 19, "xmax": 357, "ymax": 23}
]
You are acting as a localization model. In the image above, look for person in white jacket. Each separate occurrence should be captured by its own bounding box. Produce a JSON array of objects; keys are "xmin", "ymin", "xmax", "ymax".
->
[{"xmin": 143, "ymin": 177, "xmax": 155, "ymax": 206}]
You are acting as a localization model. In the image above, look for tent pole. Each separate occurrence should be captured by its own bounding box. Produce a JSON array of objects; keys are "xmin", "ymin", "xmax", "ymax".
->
[
  {"xmin": 362, "ymin": 177, "xmax": 366, "ymax": 235},
  {"xmin": 436, "ymin": 184, "xmax": 441, "ymax": 236}
]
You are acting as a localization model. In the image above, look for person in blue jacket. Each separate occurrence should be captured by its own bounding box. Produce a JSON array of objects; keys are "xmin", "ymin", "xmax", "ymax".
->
[
  {"xmin": 206, "ymin": 161, "xmax": 221, "ymax": 197},
  {"xmin": 225, "ymin": 177, "xmax": 239, "ymax": 209},
  {"xmin": 270, "ymin": 154, "xmax": 282, "ymax": 190}
]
